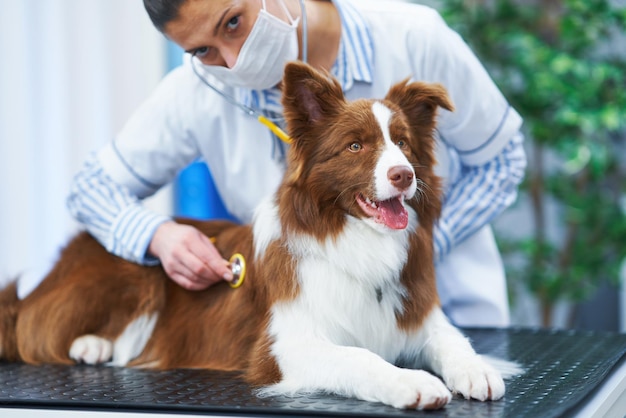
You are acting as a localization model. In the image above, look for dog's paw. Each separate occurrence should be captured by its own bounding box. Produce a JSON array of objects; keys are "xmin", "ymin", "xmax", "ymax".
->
[
  {"xmin": 380, "ymin": 369, "xmax": 452, "ymax": 410},
  {"xmin": 442, "ymin": 356, "xmax": 505, "ymax": 401},
  {"xmin": 69, "ymin": 335, "xmax": 113, "ymax": 365}
]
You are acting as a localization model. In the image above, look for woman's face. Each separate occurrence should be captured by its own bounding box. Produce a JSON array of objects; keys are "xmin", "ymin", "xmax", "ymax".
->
[{"xmin": 165, "ymin": 0, "xmax": 291, "ymax": 68}]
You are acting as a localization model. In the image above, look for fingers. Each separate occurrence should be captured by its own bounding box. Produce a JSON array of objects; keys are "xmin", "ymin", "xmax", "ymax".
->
[
  {"xmin": 150, "ymin": 222, "xmax": 235, "ymax": 291},
  {"xmin": 170, "ymin": 239, "xmax": 232, "ymax": 289},
  {"xmin": 165, "ymin": 258, "xmax": 212, "ymax": 291},
  {"xmin": 196, "ymin": 233, "xmax": 234, "ymax": 282},
  {"xmin": 169, "ymin": 271, "xmax": 212, "ymax": 291},
  {"xmin": 171, "ymin": 245, "xmax": 232, "ymax": 290}
]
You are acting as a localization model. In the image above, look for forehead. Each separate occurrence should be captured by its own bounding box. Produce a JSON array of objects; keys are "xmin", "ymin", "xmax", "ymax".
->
[
  {"xmin": 164, "ymin": 0, "xmax": 257, "ymax": 48},
  {"xmin": 338, "ymin": 100, "xmax": 407, "ymax": 133},
  {"xmin": 316, "ymin": 102, "xmax": 405, "ymax": 152}
]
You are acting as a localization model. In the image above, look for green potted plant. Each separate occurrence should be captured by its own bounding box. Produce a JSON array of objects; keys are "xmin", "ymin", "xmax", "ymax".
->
[{"xmin": 440, "ymin": 0, "xmax": 626, "ymax": 327}]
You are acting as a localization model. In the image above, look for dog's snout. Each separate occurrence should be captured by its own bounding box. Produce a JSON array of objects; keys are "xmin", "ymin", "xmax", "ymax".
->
[{"xmin": 387, "ymin": 166, "xmax": 414, "ymax": 190}]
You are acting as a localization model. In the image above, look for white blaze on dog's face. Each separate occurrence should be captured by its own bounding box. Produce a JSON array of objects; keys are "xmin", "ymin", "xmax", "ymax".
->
[{"xmin": 355, "ymin": 101, "xmax": 417, "ymax": 231}]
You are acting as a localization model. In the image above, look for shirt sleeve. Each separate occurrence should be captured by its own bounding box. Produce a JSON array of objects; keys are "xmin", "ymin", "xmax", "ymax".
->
[
  {"xmin": 434, "ymin": 132, "xmax": 527, "ymax": 262},
  {"xmin": 421, "ymin": 10, "xmax": 523, "ymax": 166},
  {"xmin": 66, "ymin": 154, "xmax": 171, "ymax": 265},
  {"xmin": 99, "ymin": 65, "xmax": 203, "ymax": 199},
  {"xmin": 65, "ymin": 65, "xmax": 207, "ymax": 265}
]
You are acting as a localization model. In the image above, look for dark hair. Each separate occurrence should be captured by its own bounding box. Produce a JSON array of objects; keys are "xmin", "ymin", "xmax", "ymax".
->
[{"xmin": 143, "ymin": 0, "xmax": 187, "ymax": 33}]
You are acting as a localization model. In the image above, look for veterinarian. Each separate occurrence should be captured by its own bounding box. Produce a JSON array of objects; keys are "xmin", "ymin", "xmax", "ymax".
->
[{"xmin": 65, "ymin": 0, "xmax": 526, "ymax": 327}]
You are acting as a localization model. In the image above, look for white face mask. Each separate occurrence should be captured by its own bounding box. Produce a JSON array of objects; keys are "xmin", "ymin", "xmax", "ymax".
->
[{"xmin": 200, "ymin": 0, "xmax": 299, "ymax": 90}]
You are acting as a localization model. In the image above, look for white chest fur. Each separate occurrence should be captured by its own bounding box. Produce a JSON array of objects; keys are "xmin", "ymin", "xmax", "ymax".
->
[{"xmin": 267, "ymin": 208, "xmax": 423, "ymax": 363}]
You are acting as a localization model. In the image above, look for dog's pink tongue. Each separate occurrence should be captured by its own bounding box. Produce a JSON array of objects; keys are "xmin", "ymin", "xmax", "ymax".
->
[{"xmin": 378, "ymin": 198, "xmax": 409, "ymax": 230}]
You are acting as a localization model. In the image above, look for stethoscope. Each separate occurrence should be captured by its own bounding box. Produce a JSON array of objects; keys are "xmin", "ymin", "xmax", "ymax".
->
[
  {"xmin": 228, "ymin": 253, "xmax": 247, "ymax": 288},
  {"xmin": 189, "ymin": 0, "xmax": 308, "ymax": 146},
  {"xmin": 199, "ymin": 1, "xmax": 308, "ymax": 288},
  {"xmin": 208, "ymin": 237, "xmax": 247, "ymax": 289}
]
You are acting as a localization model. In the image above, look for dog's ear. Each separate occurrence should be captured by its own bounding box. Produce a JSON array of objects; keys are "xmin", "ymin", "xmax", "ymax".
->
[
  {"xmin": 384, "ymin": 80, "xmax": 453, "ymax": 170},
  {"xmin": 281, "ymin": 61, "xmax": 345, "ymax": 139},
  {"xmin": 384, "ymin": 79, "xmax": 454, "ymax": 125}
]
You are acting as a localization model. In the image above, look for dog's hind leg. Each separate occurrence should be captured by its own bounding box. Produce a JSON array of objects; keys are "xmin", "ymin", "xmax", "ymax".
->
[
  {"xmin": 17, "ymin": 275, "xmax": 164, "ymax": 366},
  {"xmin": 108, "ymin": 312, "xmax": 159, "ymax": 366},
  {"xmin": 69, "ymin": 312, "xmax": 159, "ymax": 366},
  {"xmin": 17, "ymin": 274, "xmax": 163, "ymax": 366},
  {"xmin": 69, "ymin": 335, "xmax": 114, "ymax": 364},
  {"xmin": 16, "ymin": 234, "xmax": 166, "ymax": 365}
]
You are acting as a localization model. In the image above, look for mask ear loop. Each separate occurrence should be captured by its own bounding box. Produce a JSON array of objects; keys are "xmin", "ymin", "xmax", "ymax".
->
[{"xmin": 263, "ymin": 0, "xmax": 307, "ymax": 62}]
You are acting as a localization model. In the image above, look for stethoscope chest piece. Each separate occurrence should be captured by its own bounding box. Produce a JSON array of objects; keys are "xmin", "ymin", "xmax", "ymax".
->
[{"xmin": 229, "ymin": 253, "xmax": 246, "ymax": 288}]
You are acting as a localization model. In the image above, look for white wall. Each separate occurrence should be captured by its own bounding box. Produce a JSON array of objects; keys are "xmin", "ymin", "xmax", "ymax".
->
[{"xmin": 0, "ymin": 0, "xmax": 171, "ymax": 288}]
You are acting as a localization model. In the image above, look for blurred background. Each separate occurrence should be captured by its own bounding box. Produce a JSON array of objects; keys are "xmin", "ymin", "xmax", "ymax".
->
[
  {"xmin": 0, "ymin": 0, "xmax": 624, "ymax": 331},
  {"xmin": 0, "ymin": 0, "xmax": 174, "ymax": 295}
]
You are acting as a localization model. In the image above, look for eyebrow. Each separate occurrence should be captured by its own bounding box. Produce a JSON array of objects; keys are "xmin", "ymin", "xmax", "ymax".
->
[
  {"xmin": 183, "ymin": 6, "xmax": 233, "ymax": 55},
  {"xmin": 214, "ymin": 7, "xmax": 232, "ymax": 36}
]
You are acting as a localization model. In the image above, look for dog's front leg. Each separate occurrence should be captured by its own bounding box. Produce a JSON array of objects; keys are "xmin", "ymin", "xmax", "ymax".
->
[
  {"xmin": 417, "ymin": 308, "xmax": 506, "ymax": 401},
  {"xmin": 263, "ymin": 336, "xmax": 452, "ymax": 410}
]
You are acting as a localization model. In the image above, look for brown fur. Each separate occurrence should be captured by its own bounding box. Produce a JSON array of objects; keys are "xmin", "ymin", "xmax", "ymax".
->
[
  {"xmin": 0, "ymin": 61, "xmax": 452, "ymax": 389},
  {"xmin": 0, "ymin": 281, "xmax": 20, "ymax": 361}
]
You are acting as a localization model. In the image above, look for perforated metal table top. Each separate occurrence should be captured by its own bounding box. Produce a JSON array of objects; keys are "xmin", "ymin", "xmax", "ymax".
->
[{"xmin": 1, "ymin": 328, "xmax": 625, "ymax": 417}]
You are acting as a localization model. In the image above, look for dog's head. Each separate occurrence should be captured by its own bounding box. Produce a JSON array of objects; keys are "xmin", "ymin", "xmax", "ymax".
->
[{"xmin": 279, "ymin": 61, "xmax": 453, "ymax": 237}]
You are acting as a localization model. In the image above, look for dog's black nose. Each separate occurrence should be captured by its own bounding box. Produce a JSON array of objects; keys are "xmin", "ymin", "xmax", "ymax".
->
[{"xmin": 388, "ymin": 166, "xmax": 414, "ymax": 190}]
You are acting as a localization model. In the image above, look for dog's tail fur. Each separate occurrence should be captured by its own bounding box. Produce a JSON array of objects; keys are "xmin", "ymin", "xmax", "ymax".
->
[
  {"xmin": 481, "ymin": 355, "xmax": 525, "ymax": 379},
  {"xmin": 0, "ymin": 279, "xmax": 21, "ymax": 361}
]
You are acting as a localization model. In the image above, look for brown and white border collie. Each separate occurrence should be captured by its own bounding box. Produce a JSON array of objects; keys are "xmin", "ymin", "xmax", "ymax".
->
[{"xmin": 0, "ymin": 61, "xmax": 514, "ymax": 410}]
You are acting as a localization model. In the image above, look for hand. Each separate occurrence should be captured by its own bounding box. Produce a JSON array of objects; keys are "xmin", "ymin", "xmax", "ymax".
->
[{"xmin": 148, "ymin": 221, "xmax": 233, "ymax": 290}]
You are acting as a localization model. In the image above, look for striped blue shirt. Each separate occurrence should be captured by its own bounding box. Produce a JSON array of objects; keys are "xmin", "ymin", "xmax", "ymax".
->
[{"xmin": 67, "ymin": 156, "xmax": 169, "ymax": 265}]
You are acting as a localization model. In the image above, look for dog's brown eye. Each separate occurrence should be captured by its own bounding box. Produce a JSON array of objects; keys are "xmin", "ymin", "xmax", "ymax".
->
[{"xmin": 348, "ymin": 142, "xmax": 362, "ymax": 152}]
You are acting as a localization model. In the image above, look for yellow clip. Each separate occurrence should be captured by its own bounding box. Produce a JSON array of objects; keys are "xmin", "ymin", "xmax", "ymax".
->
[
  {"xmin": 228, "ymin": 253, "xmax": 246, "ymax": 288},
  {"xmin": 258, "ymin": 115, "xmax": 292, "ymax": 144}
]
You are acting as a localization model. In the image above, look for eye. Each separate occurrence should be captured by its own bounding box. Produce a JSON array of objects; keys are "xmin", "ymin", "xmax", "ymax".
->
[
  {"xmin": 193, "ymin": 47, "xmax": 211, "ymax": 59},
  {"xmin": 348, "ymin": 142, "xmax": 363, "ymax": 153},
  {"xmin": 226, "ymin": 15, "xmax": 241, "ymax": 32},
  {"xmin": 396, "ymin": 139, "xmax": 408, "ymax": 150},
  {"xmin": 192, "ymin": 46, "xmax": 222, "ymax": 65}
]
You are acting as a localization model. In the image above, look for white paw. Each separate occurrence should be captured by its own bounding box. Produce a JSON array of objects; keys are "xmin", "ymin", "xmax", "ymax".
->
[
  {"xmin": 379, "ymin": 369, "xmax": 452, "ymax": 410},
  {"xmin": 442, "ymin": 356, "xmax": 505, "ymax": 401},
  {"xmin": 69, "ymin": 335, "xmax": 113, "ymax": 365}
]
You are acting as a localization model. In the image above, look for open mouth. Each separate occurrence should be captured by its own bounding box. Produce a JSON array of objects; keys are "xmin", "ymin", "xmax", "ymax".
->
[{"xmin": 356, "ymin": 193, "xmax": 409, "ymax": 230}]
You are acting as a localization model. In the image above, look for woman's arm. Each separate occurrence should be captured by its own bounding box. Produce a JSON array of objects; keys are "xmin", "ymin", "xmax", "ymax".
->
[
  {"xmin": 67, "ymin": 154, "xmax": 233, "ymax": 289},
  {"xmin": 67, "ymin": 154, "xmax": 170, "ymax": 265},
  {"xmin": 434, "ymin": 132, "xmax": 527, "ymax": 262}
]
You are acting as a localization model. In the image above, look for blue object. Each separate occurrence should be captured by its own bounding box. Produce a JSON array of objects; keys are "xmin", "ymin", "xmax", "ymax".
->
[
  {"xmin": 174, "ymin": 161, "xmax": 236, "ymax": 221},
  {"xmin": 168, "ymin": 41, "xmax": 236, "ymax": 221}
]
